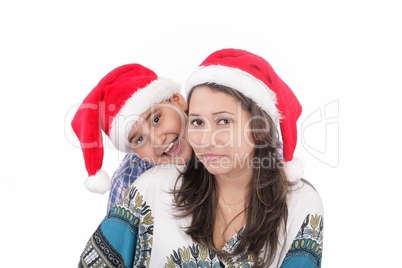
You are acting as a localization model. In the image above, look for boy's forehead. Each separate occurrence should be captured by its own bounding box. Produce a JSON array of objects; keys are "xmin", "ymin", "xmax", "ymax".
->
[
  {"xmin": 141, "ymin": 100, "xmax": 171, "ymax": 116},
  {"xmin": 140, "ymin": 105, "xmax": 159, "ymax": 120},
  {"xmin": 134, "ymin": 100, "xmax": 174, "ymax": 126}
]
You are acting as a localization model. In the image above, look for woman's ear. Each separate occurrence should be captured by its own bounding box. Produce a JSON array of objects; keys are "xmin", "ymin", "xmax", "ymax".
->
[{"xmin": 170, "ymin": 93, "xmax": 188, "ymax": 112}]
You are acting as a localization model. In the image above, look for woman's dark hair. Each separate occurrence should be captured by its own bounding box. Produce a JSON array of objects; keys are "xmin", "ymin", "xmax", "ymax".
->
[{"xmin": 173, "ymin": 83, "xmax": 289, "ymax": 267}]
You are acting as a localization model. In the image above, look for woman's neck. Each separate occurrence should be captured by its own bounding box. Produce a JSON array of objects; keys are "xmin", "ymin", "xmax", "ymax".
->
[
  {"xmin": 213, "ymin": 168, "xmax": 252, "ymax": 249},
  {"xmin": 214, "ymin": 167, "xmax": 253, "ymax": 199}
]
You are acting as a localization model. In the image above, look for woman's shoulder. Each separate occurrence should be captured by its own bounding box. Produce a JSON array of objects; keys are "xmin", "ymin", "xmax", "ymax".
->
[
  {"xmin": 287, "ymin": 178, "xmax": 324, "ymax": 215},
  {"xmin": 135, "ymin": 164, "xmax": 185, "ymax": 186},
  {"xmin": 279, "ymin": 179, "xmax": 324, "ymax": 267},
  {"xmin": 124, "ymin": 164, "xmax": 185, "ymax": 201}
]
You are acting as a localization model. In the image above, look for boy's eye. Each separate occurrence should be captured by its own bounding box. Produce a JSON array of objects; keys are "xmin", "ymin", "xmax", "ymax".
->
[
  {"xmin": 191, "ymin": 119, "xmax": 203, "ymax": 127},
  {"xmin": 152, "ymin": 115, "xmax": 160, "ymax": 125},
  {"xmin": 136, "ymin": 136, "xmax": 145, "ymax": 144},
  {"xmin": 217, "ymin": 118, "xmax": 231, "ymax": 125}
]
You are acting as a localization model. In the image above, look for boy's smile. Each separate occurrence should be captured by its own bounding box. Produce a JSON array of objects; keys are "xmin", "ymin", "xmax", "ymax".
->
[{"xmin": 163, "ymin": 136, "xmax": 182, "ymax": 157}]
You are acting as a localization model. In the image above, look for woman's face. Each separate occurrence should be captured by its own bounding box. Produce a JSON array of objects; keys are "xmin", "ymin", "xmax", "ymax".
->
[{"xmin": 187, "ymin": 85, "xmax": 255, "ymax": 178}]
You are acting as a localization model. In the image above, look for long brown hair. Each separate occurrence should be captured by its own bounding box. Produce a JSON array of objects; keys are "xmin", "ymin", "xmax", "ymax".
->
[{"xmin": 173, "ymin": 83, "xmax": 289, "ymax": 267}]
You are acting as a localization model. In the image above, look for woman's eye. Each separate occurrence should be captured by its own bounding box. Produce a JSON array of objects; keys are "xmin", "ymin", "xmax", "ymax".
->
[
  {"xmin": 153, "ymin": 115, "xmax": 160, "ymax": 125},
  {"xmin": 136, "ymin": 136, "xmax": 145, "ymax": 144},
  {"xmin": 191, "ymin": 119, "xmax": 203, "ymax": 127},
  {"xmin": 217, "ymin": 118, "xmax": 231, "ymax": 125}
]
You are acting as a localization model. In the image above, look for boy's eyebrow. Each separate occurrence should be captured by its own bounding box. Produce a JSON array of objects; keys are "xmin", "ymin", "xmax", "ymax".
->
[
  {"xmin": 128, "ymin": 130, "xmax": 138, "ymax": 143},
  {"xmin": 145, "ymin": 107, "xmax": 159, "ymax": 121}
]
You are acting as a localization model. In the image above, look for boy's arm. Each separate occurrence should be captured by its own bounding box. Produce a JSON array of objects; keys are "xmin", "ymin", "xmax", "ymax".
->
[{"xmin": 107, "ymin": 153, "xmax": 154, "ymax": 212}]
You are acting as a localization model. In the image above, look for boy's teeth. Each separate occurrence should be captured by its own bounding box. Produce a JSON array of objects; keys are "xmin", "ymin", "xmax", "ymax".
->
[{"xmin": 164, "ymin": 141, "xmax": 174, "ymax": 153}]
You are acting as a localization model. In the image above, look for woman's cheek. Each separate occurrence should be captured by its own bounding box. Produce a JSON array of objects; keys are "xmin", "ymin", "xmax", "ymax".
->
[{"xmin": 187, "ymin": 131, "xmax": 202, "ymax": 150}]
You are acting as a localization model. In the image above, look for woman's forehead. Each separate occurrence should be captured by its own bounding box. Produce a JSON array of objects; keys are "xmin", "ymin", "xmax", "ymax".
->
[{"xmin": 189, "ymin": 86, "xmax": 239, "ymax": 112}]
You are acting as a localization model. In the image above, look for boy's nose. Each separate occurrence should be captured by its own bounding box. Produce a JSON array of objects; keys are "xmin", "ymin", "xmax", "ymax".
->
[{"xmin": 151, "ymin": 131, "xmax": 167, "ymax": 147}]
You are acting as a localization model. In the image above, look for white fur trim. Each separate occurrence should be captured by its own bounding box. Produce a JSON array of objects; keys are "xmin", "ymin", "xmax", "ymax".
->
[
  {"xmin": 283, "ymin": 156, "xmax": 303, "ymax": 183},
  {"xmin": 185, "ymin": 65, "xmax": 281, "ymax": 123},
  {"xmin": 85, "ymin": 170, "xmax": 111, "ymax": 194},
  {"xmin": 109, "ymin": 77, "xmax": 181, "ymax": 152}
]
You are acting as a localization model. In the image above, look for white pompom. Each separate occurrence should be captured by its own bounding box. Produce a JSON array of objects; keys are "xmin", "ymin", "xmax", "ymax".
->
[
  {"xmin": 283, "ymin": 156, "xmax": 303, "ymax": 183},
  {"xmin": 84, "ymin": 170, "xmax": 111, "ymax": 194}
]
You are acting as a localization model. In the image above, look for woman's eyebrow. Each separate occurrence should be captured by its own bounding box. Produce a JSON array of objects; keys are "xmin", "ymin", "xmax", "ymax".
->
[
  {"xmin": 189, "ymin": 111, "xmax": 235, "ymax": 117},
  {"xmin": 212, "ymin": 111, "xmax": 234, "ymax": 116}
]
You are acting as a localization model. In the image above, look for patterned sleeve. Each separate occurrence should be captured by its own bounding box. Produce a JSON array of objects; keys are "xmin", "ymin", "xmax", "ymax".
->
[
  {"xmin": 280, "ymin": 213, "xmax": 324, "ymax": 268},
  {"xmin": 79, "ymin": 186, "xmax": 154, "ymax": 268}
]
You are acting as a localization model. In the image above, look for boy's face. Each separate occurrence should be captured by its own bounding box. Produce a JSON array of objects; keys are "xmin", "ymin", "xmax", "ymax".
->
[{"xmin": 127, "ymin": 94, "xmax": 192, "ymax": 165}]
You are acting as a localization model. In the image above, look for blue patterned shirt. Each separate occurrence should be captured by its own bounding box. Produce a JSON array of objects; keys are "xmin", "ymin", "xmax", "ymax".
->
[{"xmin": 107, "ymin": 153, "xmax": 154, "ymax": 213}]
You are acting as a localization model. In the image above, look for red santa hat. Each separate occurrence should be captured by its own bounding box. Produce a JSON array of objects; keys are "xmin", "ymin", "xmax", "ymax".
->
[
  {"xmin": 72, "ymin": 63, "xmax": 181, "ymax": 194},
  {"xmin": 185, "ymin": 48, "xmax": 303, "ymax": 182}
]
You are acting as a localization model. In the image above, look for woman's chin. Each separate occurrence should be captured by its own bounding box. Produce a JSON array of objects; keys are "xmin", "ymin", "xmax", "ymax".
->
[{"xmin": 203, "ymin": 165, "xmax": 230, "ymax": 176}]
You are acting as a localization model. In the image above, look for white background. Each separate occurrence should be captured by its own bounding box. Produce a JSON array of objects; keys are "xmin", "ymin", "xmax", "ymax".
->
[{"xmin": 1, "ymin": 1, "xmax": 401, "ymax": 267}]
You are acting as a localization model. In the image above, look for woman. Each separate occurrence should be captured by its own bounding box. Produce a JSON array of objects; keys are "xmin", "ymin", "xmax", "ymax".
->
[
  {"xmin": 78, "ymin": 49, "xmax": 323, "ymax": 267},
  {"xmin": 174, "ymin": 48, "xmax": 323, "ymax": 267}
]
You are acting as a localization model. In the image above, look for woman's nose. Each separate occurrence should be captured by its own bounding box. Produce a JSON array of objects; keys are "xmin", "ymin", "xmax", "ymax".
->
[
  {"xmin": 200, "ymin": 130, "xmax": 213, "ymax": 147},
  {"xmin": 188, "ymin": 128, "xmax": 213, "ymax": 149}
]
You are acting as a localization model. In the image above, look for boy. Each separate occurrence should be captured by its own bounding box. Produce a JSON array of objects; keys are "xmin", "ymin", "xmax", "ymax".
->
[{"xmin": 71, "ymin": 63, "xmax": 192, "ymax": 211}]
